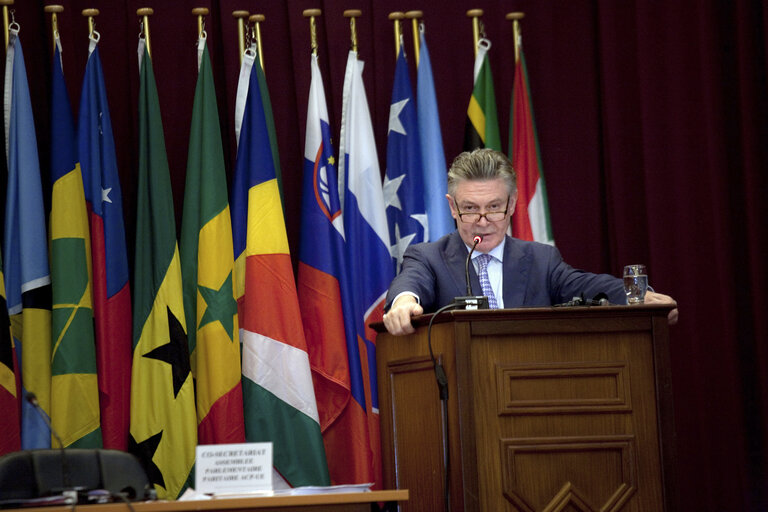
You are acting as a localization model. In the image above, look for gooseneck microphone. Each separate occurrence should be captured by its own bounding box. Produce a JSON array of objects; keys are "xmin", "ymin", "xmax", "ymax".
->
[
  {"xmin": 453, "ymin": 235, "xmax": 489, "ymax": 310},
  {"xmin": 26, "ymin": 392, "xmax": 72, "ymax": 494},
  {"xmin": 465, "ymin": 235, "xmax": 482, "ymax": 296}
]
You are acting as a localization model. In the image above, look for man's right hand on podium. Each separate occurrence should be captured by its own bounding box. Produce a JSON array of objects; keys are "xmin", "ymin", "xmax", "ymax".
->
[{"xmin": 383, "ymin": 295, "xmax": 423, "ymax": 336}]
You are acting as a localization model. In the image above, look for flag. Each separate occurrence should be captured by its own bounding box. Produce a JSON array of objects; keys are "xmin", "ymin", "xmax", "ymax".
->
[
  {"xmin": 231, "ymin": 56, "xmax": 329, "ymax": 488},
  {"xmin": 463, "ymin": 39, "xmax": 501, "ymax": 151},
  {"xmin": 3, "ymin": 28, "xmax": 52, "ymax": 450},
  {"xmin": 416, "ymin": 28, "xmax": 454, "ymax": 240},
  {"xmin": 78, "ymin": 35, "xmax": 133, "ymax": 452},
  {"xmin": 298, "ymin": 54, "xmax": 366, "ymax": 484},
  {"xmin": 510, "ymin": 48, "xmax": 555, "ymax": 244},
  {"xmin": 234, "ymin": 47, "xmax": 284, "ymax": 202},
  {"xmin": 338, "ymin": 50, "xmax": 396, "ymax": 488},
  {"xmin": 49, "ymin": 38, "xmax": 101, "ymax": 448},
  {"xmin": 385, "ymin": 47, "xmax": 427, "ymax": 270},
  {"xmin": 0, "ymin": 250, "xmax": 21, "ymax": 455},
  {"xmin": 130, "ymin": 42, "xmax": 197, "ymax": 500},
  {"xmin": 180, "ymin": 37, "xmax": 244, "ymax": 445}
]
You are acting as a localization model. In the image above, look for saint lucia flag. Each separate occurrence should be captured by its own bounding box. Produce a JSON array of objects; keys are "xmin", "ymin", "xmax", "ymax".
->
[
  {"xmin": 338, "ymin": 50, "xmax": 396, "ymax": 488},
  {"xmin": 49, "ymin": 37, "xmax": 101, "ymax": 448},
  {"xmin": 510, "ymin": 48, "xmax": 555, "ymax": 245},
  {"xmin": 385, "ymin": 47, "xmax": 427, "ymax": 270},
  {"xmin": 130, "ymin": 42, "xmax": 197, "ymax": 500},
  {"xmin": 232, "ymin": 55, "xmax": 329, "ymax": 488},
  {"xmin": 3, "ymin": 28, "xmax": 52, "ymax": 450},
  {"xmin": 298, "ymin": 54, "xmax": 366, "ymax": 484},
  {"xmin": 464, "ymin": 38, "xmax": 501, "ymax": 151},
  {"xmin": 416, "ymin": 28, "xmax": 453, "ymax": 241},
  {"xmin": 78, "ymin": 34, "xmax": 133, "ymax": 452}
]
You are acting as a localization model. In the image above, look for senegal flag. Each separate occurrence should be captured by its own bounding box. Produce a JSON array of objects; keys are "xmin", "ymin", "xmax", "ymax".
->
[
  {"xmin": 180, "ymin": 37, "xmax": 245, "ymax": 445},
  {"xmin": 464, "ymin": 38, "xmax": 501, "ymax": 151},
  {"xmin": 49, "ymin": 37, "xmax": 102, "ymax": 449},
  {"xmin": 130, "ymin": 42, "xmax": 197, "ymax": 500}
]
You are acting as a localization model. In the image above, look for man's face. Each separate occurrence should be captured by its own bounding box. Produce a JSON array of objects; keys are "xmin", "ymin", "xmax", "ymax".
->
[{"xmin": 447, "ymin": 178, "xmax": 517, "ymax": 253}]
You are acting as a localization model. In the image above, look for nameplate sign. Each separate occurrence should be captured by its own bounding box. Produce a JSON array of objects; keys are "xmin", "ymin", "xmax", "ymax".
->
[{"xmin": 195, "ymin": 442, "xmax": 273, "ymax": 494}]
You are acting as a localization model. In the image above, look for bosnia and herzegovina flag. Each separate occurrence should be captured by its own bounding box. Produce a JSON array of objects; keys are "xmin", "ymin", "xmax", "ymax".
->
[
  {"xmin": 78, "ymin": 34, "xmax": 133, "ymax": 451},
  {"xmin": 180, "ymin": 37, "xmax": 244, "ymax": 445},
  {"xmin": 0, "ymin": 250, "xmax": 21, "ymax": 456},
  {"xmin": 298, "ymin": 54, "xmax": 364, "ymax": 485},
  {"xmin": 49, "ymin": 38, "xmax": 101, "ymax": 448},
  {"xmin": 385, "ymin": 46, "xmax": 427, "ymax": 272},
  {"xmin": 338, "ymin": 49, "xmax": 396, "ymax": 488},
  {"xmin": 232, "ymin": 52, "xmax": 329, "ymax": 488},
  {"xmin": 130, "ymin": 42, "xmax": 197, "ymax": 500},
  {"xmin": 510, "ymin": 47, "xmax": 555, "ymax": 245},
  {"xmin": 3, "ymin": 28, "xmax": 52, "ymax": 450},
  {"xmin": 464, "ymin": 38, "xmax": 501, "ymax": 152}
]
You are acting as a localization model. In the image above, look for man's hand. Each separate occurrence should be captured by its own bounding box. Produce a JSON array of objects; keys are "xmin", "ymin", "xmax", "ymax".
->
[
  {"xmin": 382, "ymin": 295, "xmax": 424, "ymax": 335},
  {"xmin": 644, "ymin": 290, "xmax": 679, "ymax": 325}
]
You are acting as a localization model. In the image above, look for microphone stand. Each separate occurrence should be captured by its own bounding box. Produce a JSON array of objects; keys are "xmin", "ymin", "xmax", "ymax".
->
[{"xmin": 26, "ymin": 392, "xmax": 74, "ymax": 501}]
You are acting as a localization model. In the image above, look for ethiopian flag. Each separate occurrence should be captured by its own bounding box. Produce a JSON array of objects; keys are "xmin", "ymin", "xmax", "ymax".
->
[{"xmin": 129, "ymin": 42, "xmax": 197, "ymax": 500}]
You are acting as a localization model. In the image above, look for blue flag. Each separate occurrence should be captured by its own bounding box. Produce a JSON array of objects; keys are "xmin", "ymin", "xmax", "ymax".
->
[
  {"xmin": 417, "ymin": 29, "xmax": 454, "ymax": 240},
  {"xmin": 3, "ymin": 29, "xmax": 52, "ymax": 450},
  {"xmin": 385, "ymin": 47, "xmax": 427, "ymax": 270}
]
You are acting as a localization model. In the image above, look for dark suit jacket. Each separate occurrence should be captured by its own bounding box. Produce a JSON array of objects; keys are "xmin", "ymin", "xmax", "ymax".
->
[{"xmin": 386, "ymin": 232, "xmax": 626, "ymax": 312}]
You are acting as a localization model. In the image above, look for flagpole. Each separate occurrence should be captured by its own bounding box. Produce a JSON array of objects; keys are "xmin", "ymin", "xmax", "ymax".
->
[
  {"xmin": 388, "ymin": 12, "xmax": 404, "ymax": 57},
  {"xmin": 506, "ymin": 11, "xmax": 524, "ymax": 64},
  {"xmin": 232, "ymin": 10, "xmax": 249, "ymax": 66},
  {"xmin": 44, "ymin": 4, "xmax": 63, "ymax": 54},
  {"xmin": 343, "ymin": 9, "xmax": 361, "ymax": 53},
  {"xmin": 137, "ymin": 7, "xmax": 153, "ymax": 58},
  {"xmin": 249, "ymin": 14, "xmax": 264, "ymax": 71},
  {"xmin": 405, "ymin": 10, "xmax": 421, "ymax": 66},
  {"xmin": 192, "ymin": 7, "xmax": 208, "ymax": 39},
  {"xmin": 302, "ymin": 9, "xmax": 321, "ymax": 56},
  {"xmin": 0, "ymin": 0, "xmax": 12, "ymax": 52},
  {"xmin": 82, "ymin": 8, "xmax": 99, "ymax": 39},
  {"xmin": 467, "ymin": 8, "xmax": 483, "ymax": 58}
]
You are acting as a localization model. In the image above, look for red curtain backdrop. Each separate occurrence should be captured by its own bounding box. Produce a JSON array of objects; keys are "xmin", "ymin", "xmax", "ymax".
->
[{"xmin": 4, "ymin": 1, "xmax": 766, "ymax": 510}]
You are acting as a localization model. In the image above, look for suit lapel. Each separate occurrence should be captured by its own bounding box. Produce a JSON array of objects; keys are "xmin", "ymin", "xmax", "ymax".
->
[
  {"xmin": 502, "ymin": 237, "xmax": 530, "ymax": 307},
  {"xmin": 444, "ymin": 232, "xmax": 481, "ymax": 297}
]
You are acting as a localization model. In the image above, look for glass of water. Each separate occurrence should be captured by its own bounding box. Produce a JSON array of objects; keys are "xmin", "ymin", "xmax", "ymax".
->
[{"xmin": 623, "ymin": 264, "xmax": 648, "ymax": 304}]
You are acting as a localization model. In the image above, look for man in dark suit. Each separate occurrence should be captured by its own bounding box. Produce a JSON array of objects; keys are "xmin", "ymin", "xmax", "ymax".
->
[{"xmin": 383, "ymin": 148, "xmax": 678, "ymax": 335}]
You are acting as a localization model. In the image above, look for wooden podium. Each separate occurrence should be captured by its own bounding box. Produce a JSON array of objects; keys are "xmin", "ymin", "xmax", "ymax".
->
[{"xmin": 374, "ymin": 305, "xmax": 677, "ymax": 511}]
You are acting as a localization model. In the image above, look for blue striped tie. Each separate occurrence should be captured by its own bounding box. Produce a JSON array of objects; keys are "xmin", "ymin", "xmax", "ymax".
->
[{"xmin": 476, "ymin": 253, "xmax": 498, "ymax": 309}]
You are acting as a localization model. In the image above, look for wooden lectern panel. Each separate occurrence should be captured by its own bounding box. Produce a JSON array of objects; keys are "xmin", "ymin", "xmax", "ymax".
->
[{"xmin": 375, "ymin": 306, "xmax": 676, "ymax": 512}]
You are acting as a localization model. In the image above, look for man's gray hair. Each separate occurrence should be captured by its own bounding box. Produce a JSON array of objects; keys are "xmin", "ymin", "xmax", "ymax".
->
[{"xmin": 447, "ymin": 148, "xmax": 517, "ymax": 196}]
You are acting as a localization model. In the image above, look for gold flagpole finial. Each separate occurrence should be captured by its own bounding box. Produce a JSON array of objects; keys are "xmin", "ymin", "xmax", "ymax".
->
[
  {"xmin": 137, "ymin": 7, "xmax": 153, "ymax": 58},
  {"xmin": 466, "ymin": 8, "xmax": 484, "ymax": 58},
  {"xmin": 405, "ymin": 10, "xmax": 422, "ymax": 66},
  {"xmin": 0, "ymin": 0, "xmax": 14, "ymax": 52},
  {"xmin": 302, "ymin": 9, "xmax": 321, "ymax": 56},
  {"xmin": 505, "ymin": 12, "xmax": 524, "ymax": 63},
  {"xmin": 388, "ymin": 12, "xmax": 404, "ymax": 57},
  {"xmin": 343, "ymin": 10, "xmax": 361, "ymax": 53},
  {"xmin": 192, "ymin": 7, "xmax": 208, "ymax": 39},
  {"xmin": 232, "ymin": 10, "xmax": 249, "ymax": 66},
  {"xmin": 249, "ymin": 14, "xmax": 265, "ymax": 71},
  {"xmin": 82, "ymin": 9, "xmax": 99, "ymax": 39},
  {"xmin": 44, "ymin": 4, "xmax": 64, "ymax": 54}
]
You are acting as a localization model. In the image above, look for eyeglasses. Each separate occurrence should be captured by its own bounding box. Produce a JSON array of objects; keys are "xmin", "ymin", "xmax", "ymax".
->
[{"xmin": 452, "ymin": 195, "xmax": 510, "ymax": 223}]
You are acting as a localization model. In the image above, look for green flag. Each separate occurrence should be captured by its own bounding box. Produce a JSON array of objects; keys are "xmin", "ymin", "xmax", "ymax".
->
[
  {"xmin": 130, "ymin": 43, "xmax": 197, "ymax": 500},
  {"xmin": 464, "ymin": 39, "xmax": 502, "ymax": 151}
]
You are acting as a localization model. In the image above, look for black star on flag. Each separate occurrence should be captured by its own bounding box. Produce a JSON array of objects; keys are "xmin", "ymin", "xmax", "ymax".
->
[
  {"xmin": 143, "ymin": 307, "xmax": 190, "ymax": 398},
  {"xmin": 129, "ymin": 431, "xmax": 165, "ymax": 490}
]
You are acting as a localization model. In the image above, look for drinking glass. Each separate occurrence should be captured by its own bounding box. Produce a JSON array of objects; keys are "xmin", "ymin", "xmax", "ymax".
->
[{"xmin": 623, "ymin": 264, "xmax": 648, "ymax": 304}]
